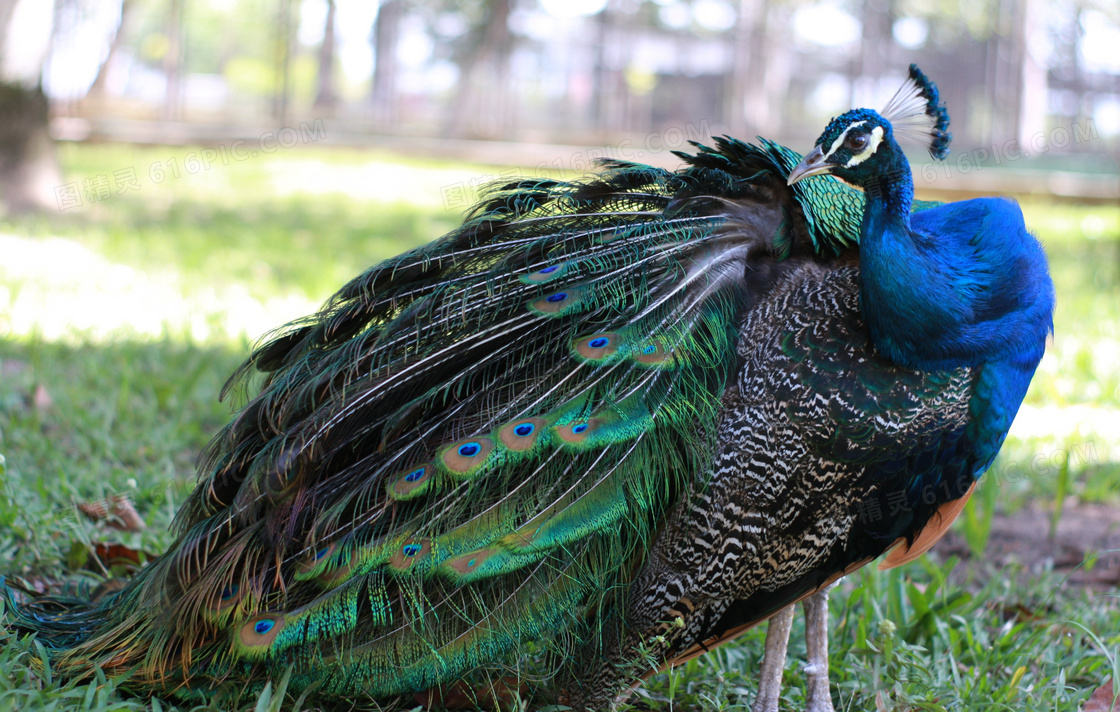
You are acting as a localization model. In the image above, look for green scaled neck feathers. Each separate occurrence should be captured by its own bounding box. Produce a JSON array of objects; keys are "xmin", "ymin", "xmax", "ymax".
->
[{"xmin": 673, "ymin": 135, "xmax": 941, "ymax": 257}]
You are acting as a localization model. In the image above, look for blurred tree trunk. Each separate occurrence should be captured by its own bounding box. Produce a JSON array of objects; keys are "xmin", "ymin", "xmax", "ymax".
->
[
  {"xmin": 758, "ymin": 3, "xmax": 792, "ymax": 136},
  {"xmin": 725, "ymin": 0, "xmax": 761, "ymax": 137},
  {"xmin": 593, "ymin": 3, "xmax": 626, "ymax": 133},
  {"xmin": 88, "ymin": 0, "xmax": 133, "ymax": 100},
  {"xmin": 725, "ymin": 0, "xmax": 789, "ymax": 137},
  {"xmin": 991, "ymin": 0, "xmax": 1024, "ymax": 143},
  {"xmin": 272, "ymin": 0, "xmax": 294, "ymax": 122},
  {"xmin": 1016, "ymin": 0, "xmax": 1047, "ymax": 146},
  {"xmin": 314, "ymin": 0, "xmax": 337, "ymax": 112},
  {"xmin": 370, "ymin": 0, "xmax": 401, "ymax": 126},
  {"xmin": 590, "ymin": 8, "xmax": 608, "ymax": 126},
  {"xmin": 445, "ymin": 0, "xmax": 513, "ymax": 138},
  {"xmin": 852, "ymin": 0, "xmax": 891, "ymax": 107},
  {"xmin": 162, "ymin": 0, "xmax": 183, "ymax": 119},
  {"xmin": 0, "ymin": 84, "xmax": 58, "ymax": 213},
  {"xmin": 0, "ymin": 0, "xmax": 60, "ymax": 213}
]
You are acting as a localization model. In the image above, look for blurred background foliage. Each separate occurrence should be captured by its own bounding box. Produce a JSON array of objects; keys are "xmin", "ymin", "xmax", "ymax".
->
[
  {"xmin": 0, "ymin": 0, "xmax": 1116, "ymax": 190},
  {"xmin": 33, "ymin": 0, "xmax": 1120, "ymax": 149}
]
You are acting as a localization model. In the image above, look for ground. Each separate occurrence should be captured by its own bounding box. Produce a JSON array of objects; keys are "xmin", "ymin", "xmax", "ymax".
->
[
  {"xmin": 938, "ymin": 503, "xmax": 1120, "ymax": 589},
  {"xmin": 0, "ymin": 141, "xmax": 1118, "ymax": 711}
]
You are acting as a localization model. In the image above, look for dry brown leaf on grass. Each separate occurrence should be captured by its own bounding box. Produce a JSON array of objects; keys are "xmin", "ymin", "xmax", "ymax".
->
[
  {"xmin": 1084, "ymin": 678, "xmax": 1119, "ymax": 712},
  {"xmin": 31, "ymin": 383, "xmax": 52, "ymax": 412},
  {"xmin": 76, "ymin": 494, "xmax": 146, "ymax": 531},
  {"xmin": 90, "ymin": 542, "xmax": 154, "ymax": 569},
  {"xmin": 875, "ymin": 691, "xmax": 888, "ymax": 711}
]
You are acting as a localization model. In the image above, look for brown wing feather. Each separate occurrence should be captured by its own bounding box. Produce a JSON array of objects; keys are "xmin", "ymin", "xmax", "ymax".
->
[{"xmin": 878, "ymin": 480, "xmax": 977, "ymax": 570}]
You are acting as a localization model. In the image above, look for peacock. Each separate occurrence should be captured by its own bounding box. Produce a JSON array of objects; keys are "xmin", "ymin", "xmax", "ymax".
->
[{"xmin": 3, "ymin": 65, "xmax": 1053, "ymax": 711}]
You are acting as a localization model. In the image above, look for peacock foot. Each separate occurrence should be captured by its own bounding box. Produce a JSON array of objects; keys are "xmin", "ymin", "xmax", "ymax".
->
[
  {"xmin": 751, "ymin": 585, "xmax": 838, "ymax": 712},
  {"xmin": 802, "ymin": 584, "xmax": 837, "ymax": 712},
  {"xmin": 752, "ymin": 605, "xmax": 796, "ymax": 712}
]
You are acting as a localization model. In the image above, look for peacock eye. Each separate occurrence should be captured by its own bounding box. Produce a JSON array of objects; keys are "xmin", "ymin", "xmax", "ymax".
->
[{"xmin": 846, "ymin": 133, "xmax": 870, "ymax": 151}]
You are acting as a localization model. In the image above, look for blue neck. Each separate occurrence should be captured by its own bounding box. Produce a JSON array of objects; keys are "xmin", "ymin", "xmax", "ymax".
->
[
  {"xmin": 856, "ymin": 153, "xmax": 976, "ymax": 371},
  {"xmin": 855, "ymin": 148, "xmax": 1052, "ymax": 374},
  {"xmin": 863, "ymin": 171, "xmax": 914, "ymax": 223}
]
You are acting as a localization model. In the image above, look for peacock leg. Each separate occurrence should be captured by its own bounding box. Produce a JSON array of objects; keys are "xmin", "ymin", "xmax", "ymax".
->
[
  {"xmin": 802, "ymin": 584, "xmax": 837, "ymax": 712},
  {"xmin": 751, "ymin": 604, "xmax": 796, "ymax": 712}
]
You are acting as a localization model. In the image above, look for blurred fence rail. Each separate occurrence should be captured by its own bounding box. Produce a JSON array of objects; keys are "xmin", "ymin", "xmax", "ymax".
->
[{"xmin": 55, "ymin": 113, "xmax": 1120, "ymax": 204}]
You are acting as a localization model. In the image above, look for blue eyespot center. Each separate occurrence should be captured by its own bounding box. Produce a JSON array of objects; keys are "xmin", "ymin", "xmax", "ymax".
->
[
  {"xmin": 220, "ymin": 584, "xmax": 239, "ymax": 600},
  {"xmin": 588, "ymin": 337, "xmax": 610, "ymax": 348},
  {"xmin": 642, "ymin": 344, "xmax": 657, "ymax": 354},
  {"xmin": 403, "ymin": 544, "xmax": 422, "ymax": 557},
  {"xmin": 514, "ymin": 423, "xmax": 535, "ymax": 437},
  {"xmin": 254, "ymin": 619, "xmax": 275, "ymax": 635},
  {"xmin": 404, "ymin": 467, "xmax": 426, "ymax": 482},
  {"xmin": 539, "ymin": 265, "xmax": 558, "ymax": 274},
  {"xmin": 458, "ymin": 442, "xmax": 481, "ymax": 457},
  {"xmin": 546, "ymin": 292, "xmax": 568, "ymax": 303},
  {"xmin": 314, "ymin": 546, "xmax": 330, "ymax": 560},
  {"xmin": 572, "ymin": 423, "xmax": 589, "ymax": 434},
  {"xmin": 467, "ymin": 558, "xmax": 477, "ymax": 567}
]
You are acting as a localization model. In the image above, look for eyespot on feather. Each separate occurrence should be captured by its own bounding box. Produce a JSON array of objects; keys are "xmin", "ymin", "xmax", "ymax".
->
[
  {"xmin": 573, "ymin": 332, "xmax": 621, "ymax": 362},
  {"xmin": 556, "ymin": 417, "xmax": 603, "ymax": 445},
  {"xmin": 215, "ymin": 583, "xmax": 241, "ymax": 609},
  {"xmin": 442, "ymin": 547, "xmax": 498, "ymax": 580},
  {"xmin": 439, "ymin": 436, "xmax": 496, "ymax": 476},
  {"xmin": 388, "ymin": 538, "xmax": 432, "ymax": 572},
  {"xmin": 317, "ymin": 546, "xmax": 359, "ymax": 587},
  {"xmin": 519, "ymin": 263, "xmax": 568, "ymax": 284},
  {"xmin": 238, "ymin": 614, "xmax": 286, "ymax": 653},
  {"xmin": 497, "ymin": 418, "xmax": 548, "ymax": 451},
  {"xmin": 527, "ymin": 287, "xmax": 587, "ymax": 316},
  {"xmin": 633, "ymin": 340, "xmax": 674, "ymax": 366},
  {"xmin": 203, "ymin": 581, "xmax": 247, "ymax": 622},
  {"xmin": 295, "ymin": 541, "xmax": 338, "ymax": 579},
  {"xmin": 263, "ymin": 447, "xmax": 300, "ymax": 499},
  {"xmin": 598, "ymin": 227, "xmax": 626, "ymax": 243},
  {"xmin": 387, "ymin": 464, "xmax": 434, "ymax": 501}
]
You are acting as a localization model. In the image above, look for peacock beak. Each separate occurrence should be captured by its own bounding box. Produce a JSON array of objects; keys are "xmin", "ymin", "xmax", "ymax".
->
[{"xmin": 786, "ymin": 146, "xmax": 833, "ymax": 186}]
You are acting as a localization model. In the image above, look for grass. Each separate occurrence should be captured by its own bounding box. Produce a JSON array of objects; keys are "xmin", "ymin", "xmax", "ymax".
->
[
  {"xmin": 629, "ymin": 563, "xmax": 1120, "ymax": 711},
  {"xmin": 0, "ymin": 141, "xmax": 1118, "ymax": 711}
]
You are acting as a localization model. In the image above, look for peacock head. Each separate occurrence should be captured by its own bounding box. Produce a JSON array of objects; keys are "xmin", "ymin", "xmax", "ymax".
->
[{"xmin": 787, "ymin": 64, "xmax": 951, "ymax": 190}]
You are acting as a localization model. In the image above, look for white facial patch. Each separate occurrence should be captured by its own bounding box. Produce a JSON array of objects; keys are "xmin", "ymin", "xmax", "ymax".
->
[
  {"xmin": 820, "ymin": 120, "xmax": 866, "ymax": 162},
  {"xmin": 843, "ymin": 125, "xmax": 885, "ymax": 167},
  {"xmin": 818, "ymin": 121, "xmax": 885, "ymax": 169}
]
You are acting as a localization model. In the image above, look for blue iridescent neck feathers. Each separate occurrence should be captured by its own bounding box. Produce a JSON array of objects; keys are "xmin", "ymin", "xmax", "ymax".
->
[{"xmin": 788, "ymin": 66, "xmax": 1054, "ymax": 372}]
